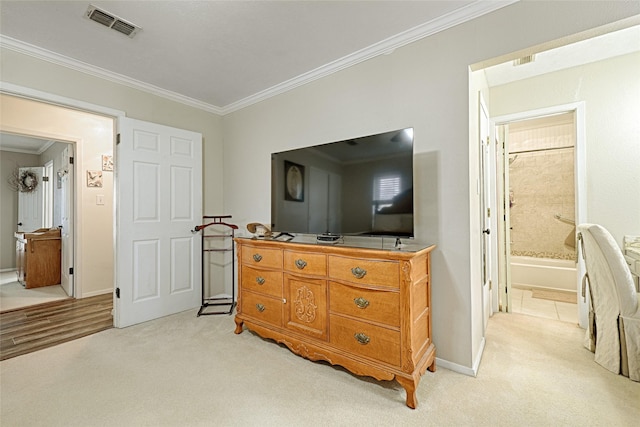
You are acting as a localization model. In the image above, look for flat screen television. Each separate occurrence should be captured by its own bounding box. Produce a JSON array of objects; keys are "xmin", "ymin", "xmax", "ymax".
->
[{"xmin": 271, "ymin": 127, "xmax": 414, "ymax": 240}]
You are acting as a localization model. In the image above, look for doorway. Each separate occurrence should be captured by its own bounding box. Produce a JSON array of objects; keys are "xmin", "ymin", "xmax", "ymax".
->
[
  {"xmin": 497, "ymin": 111, "xmax": 579, "ymax": 324},
  {"xmin": 0, "ymin": 92, "xmax": 116, "ymax": 311}
]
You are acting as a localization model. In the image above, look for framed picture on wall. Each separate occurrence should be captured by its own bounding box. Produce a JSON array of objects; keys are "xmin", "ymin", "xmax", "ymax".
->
[
  {"xmin": 284, "ymin": 160, "xmax": 304, "ymax": 202},
  {"xmin": 102, "ymin": 155, "xmax": 113, "ymax": 171},
  {"xmin": 87, "ymin": 170, "xmax": 103, "ymax": 187}
]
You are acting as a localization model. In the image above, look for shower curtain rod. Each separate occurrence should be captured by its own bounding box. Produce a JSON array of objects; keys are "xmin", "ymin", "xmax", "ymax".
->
[{"xmin": 509, "ymin": 145, "xmax": 574, "ymax": 155}]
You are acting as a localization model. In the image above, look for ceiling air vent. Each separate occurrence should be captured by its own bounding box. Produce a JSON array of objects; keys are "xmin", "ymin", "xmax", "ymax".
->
[
  {"xmin": 85, "ymin": 5, "xmax": 141, "ymax": 38},
  {"xmin": 513, "ymin": 54, "xmax": 535, "ymax": 66}
]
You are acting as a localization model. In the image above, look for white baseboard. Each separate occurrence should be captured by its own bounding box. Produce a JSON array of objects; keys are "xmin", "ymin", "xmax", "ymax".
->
[{"xmin": 436, "ymin": 337, "xmax": 486, "ymax": 378}]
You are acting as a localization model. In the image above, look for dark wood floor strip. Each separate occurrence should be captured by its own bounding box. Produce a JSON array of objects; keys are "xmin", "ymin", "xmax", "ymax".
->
[{"xmin": 0, "ymin": 293, "xmax": 113, "ymax": 361}]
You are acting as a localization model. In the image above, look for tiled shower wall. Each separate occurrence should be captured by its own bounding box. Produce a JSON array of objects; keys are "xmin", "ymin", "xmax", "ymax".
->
[{"xmin": 509, "ymin": 116, "xmax": 576, "ymax": 260}]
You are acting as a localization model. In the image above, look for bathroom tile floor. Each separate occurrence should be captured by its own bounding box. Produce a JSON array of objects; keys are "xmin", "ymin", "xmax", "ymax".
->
[{"xmin": 510, "ymin": 286, "xmax": 579, "ymax": 324}]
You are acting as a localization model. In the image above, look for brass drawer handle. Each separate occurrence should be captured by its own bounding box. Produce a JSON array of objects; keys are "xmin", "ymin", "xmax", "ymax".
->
[
  {"xmin": 295, "ymin": 259, "xmax": 307, "ymax": 270},
  {"xmin": 354, "ymin": 297, "xmax": 370, "ymax": 309},
  {"xmin": 256, "ymin": 303, "xmax": 265, "ymax": 312},
  {"xmin": 354, "ymin": 332, "xmax": 370, "ymax": 345},
  {"xmin": 256, "ymin": 276, "xmax": 265, "ymax": 285},
  {"xmin": 351, "ymin": 267, "xmax": 367, "ymax": 279},
  {"xmin": 253, "ymin": 254, "xmax": 262, "ymax": 262}
]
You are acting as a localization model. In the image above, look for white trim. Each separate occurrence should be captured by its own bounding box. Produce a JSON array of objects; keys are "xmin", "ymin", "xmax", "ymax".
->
[
  {"xmin": 436, "ymin": 337, "xmax": 485, "ymax": 377},
  {"xmin": 0, "ymin": 37, "xmax": 224, "ymax": 116},
  {"xmin": 0, "ymin": 82, "xmax": 126, "ymax": 119},
  {"xmin": 1, "ymin": 1, "xmax": 516, "ymax": 115},
  {"xmin": 436, "ymin": 339, "xmax": 485, "ymax": 378},
  {"xmin": 472, "ymin": 337, "xmax": 487, "ymax": 376}
]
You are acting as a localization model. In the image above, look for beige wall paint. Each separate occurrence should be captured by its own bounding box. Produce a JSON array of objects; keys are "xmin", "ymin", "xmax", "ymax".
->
[
  {"xmin": 0, "ymin": 48, "xmax": 224, "ymax": 215},
  {"xmin": 490, "ymin": 52, "xmax": 640, "ymax": 246},
  {"xmin": 222, "ymin": 2, "xmax": 640, "ymax": 370}
]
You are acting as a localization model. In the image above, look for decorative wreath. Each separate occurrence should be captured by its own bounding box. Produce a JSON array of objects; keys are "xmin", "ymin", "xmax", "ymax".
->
[{"xmin": 19, "ymin": 170, "xmax": 39, "ymax": 193}]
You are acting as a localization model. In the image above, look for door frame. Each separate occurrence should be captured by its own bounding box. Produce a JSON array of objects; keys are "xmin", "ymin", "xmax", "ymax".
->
[
  {"xmin": 478, "ymin": 93, "xmax": 495, "ymax": 330},
  {"xmin": 1, "ymin": 82, "xmax": 125, "ymax": 302},
  {"xmin": 491, "ymin": 102, "xmax": 586, "ymax": 325}
]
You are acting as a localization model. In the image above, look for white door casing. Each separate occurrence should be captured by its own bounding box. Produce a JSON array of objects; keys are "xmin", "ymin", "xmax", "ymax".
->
[
  {"xmin": 17, "ymin": 167, "xmax": 45, "ymax": 232},
  {"xmin": 116, "ymin": 118, "xmax": 202, "ymax": 328},
  {"xmin": 479, "ymin": 95, "xmax": 493, "ymax": 329},
  {"xmin": 60, "ymin": 146, "xmax": 74, "ymax": 296},
  {"xmin": 496, "ymin": 125, "xmax": 512, "ymax": 312}
]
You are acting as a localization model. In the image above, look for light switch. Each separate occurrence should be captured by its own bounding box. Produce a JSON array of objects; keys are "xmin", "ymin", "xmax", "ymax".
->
[{"xmin": 96, "ymin": 195, "xmax": 105, "ymax": 205}]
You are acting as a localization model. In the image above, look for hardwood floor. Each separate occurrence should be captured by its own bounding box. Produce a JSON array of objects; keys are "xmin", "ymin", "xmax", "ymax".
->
[{"xmin": 0, "ymin": 293, "xmax": 113, "ymax": 361}]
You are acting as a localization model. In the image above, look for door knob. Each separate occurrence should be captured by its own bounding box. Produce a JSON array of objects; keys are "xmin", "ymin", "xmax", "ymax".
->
[
  {"xmin": 17, "ymin": 222, "xmax": 23, "ymax": 226},
  {"xmin": 483, "ymin": 229, "xmax": 490, "ymax": 235}
]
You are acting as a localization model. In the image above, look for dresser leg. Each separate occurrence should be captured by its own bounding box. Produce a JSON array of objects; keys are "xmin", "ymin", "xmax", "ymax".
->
[
  {"xmin": 396, "ymin": 375, "xmax": 418, "ymax": 409},
  {"xmin": 234, "ymin": 316, "xmax": 244, "ymax": 334}
]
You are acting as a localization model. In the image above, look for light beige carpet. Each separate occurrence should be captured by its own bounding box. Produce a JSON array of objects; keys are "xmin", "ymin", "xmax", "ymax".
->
[
  {"xmin": 0, "ymin": 281, "xmax": 70, "ymax": 313},
  {"xmin": 531, "ymin": 288, "xmax": 577, "ymax": 304},
  {"xmin": 1, "ymin": 311, "xmax": 639, "ymax": 426}
]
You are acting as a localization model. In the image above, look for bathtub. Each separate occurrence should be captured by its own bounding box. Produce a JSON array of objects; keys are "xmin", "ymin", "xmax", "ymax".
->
[{"xmin": 510, "ymin": 256, "xmax": 576, "ymax": 292}]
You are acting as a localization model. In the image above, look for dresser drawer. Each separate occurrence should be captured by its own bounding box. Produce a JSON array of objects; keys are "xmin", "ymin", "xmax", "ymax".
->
[
  {"xmin": 284, "ymin": 250, "xmax": 327, "ymax": 276},
  {"xmin": 241, "ymin": 246, "xmax": 282, "ymax": 269},
  {"xmin": 329, "ymin": 314, "xmax": 400, "ymax": 366},
  {"xmin": 241, "ymin": 266, "xmax": 283, "ymax": 298},
  {"xmin": 329, "ymin": 281, "xmax": 399, "ymax": 327},
  {"xmin": 329, "ymin": 256, "xmax": 399, "ymax": 288},
  {"xmin": 241, "ymin": 290, "xmax": 282, "ymax": 327}
]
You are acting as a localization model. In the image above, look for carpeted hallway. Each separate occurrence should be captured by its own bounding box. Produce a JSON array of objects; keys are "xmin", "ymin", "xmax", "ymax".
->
[{"xmin": 1, "ymin": 310, "xmax": 638, "ymax": 426}]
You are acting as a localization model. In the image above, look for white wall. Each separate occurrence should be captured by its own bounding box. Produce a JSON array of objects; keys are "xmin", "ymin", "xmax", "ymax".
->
[
  {"xmin": 489, "ymin": 52, "xmax": 640, "ymax": 245},
  {"xmin": 222, "ymin": 1, "xmax": 640, "ymax": 370}
]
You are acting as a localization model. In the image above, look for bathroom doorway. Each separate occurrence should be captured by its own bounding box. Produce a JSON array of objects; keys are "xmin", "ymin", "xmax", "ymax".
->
[{"xmin": 496, "ymin": 110, "xmax": 581, "ymax": 324}]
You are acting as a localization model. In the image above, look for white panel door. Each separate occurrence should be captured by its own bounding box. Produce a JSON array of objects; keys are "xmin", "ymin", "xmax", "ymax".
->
[
  {"xmin": 59, "ymin": 146, "xmax": 74, "ymax": 296},
  {"xmin": 116, "ymin": 118, "xmax": 202, "ymax": 328},
  {"xmin": 17, "ymin": 167, "xmax": 45, "ymax": 232}
]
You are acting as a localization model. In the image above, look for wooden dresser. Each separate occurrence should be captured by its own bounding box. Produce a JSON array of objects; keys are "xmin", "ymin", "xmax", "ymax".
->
[
  {"xmin": 15, "ymin": 228, "xmax": 62, "ymax": 289},
  {"xmin": 234, "ymin": 237, "xmax": 436, "ymax": 408}
]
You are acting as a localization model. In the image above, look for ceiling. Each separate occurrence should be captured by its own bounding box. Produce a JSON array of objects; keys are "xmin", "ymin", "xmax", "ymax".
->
[
  {"xmin": 0, "ymin": 132, "xmax": 60, "ymax": 155},
  {"xmin": 1, "ymin": 0, "xmax": 505, "ymax": 113},
  {"xmin": 0, "ymin": 1, "xmax": 638, "ymax": 119}
]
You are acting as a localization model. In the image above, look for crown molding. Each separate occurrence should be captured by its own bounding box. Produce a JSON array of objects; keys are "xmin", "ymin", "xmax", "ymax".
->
[
  {"xmin": 0, "ymin": 35, "xmax": 225, "ymax": 115},
  {"xmin": 1, "ymin": 1, "xmax": 516, "ymax": 116},
  {"xmin": 221, "ymin": 1, "xmax": 517, "ymax": 114}
]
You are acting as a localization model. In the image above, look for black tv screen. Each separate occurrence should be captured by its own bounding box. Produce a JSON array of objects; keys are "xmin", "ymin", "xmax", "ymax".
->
[{"xmin": 271, "ymin": 127, "xmax": 414, "ymax": 238}]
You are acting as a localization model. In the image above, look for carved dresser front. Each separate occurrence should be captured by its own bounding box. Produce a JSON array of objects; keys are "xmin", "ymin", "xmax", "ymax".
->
[{"xmin": 234, "ymin": 237, "xmax": 436, "ymax": 408}]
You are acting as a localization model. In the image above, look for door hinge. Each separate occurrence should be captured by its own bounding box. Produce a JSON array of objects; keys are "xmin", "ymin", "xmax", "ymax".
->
[
  {"xmin": 116, "ymin": 134, "xmax": 121, "ymax": 145},
  {"xmin": 116, "ymin": 287, "xmax": 120, "ymax": 298},
  {"xmin": 43, "ymin": 176, "xmax": 49, "ymax": 182},
  {"xmin": 487, "ymin": 208, "xmax": 491, "ymax": 217},
  {"xmin": 69, "ymin": 267, "xmax": 74, "ymax": 275},
  {"xmin": 69, "ymin": 157, "xmax": 74, "ymax": 164},
  {"xmin": 489, "ymin": 280, "xmax": 492, "ymax": 290}
]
